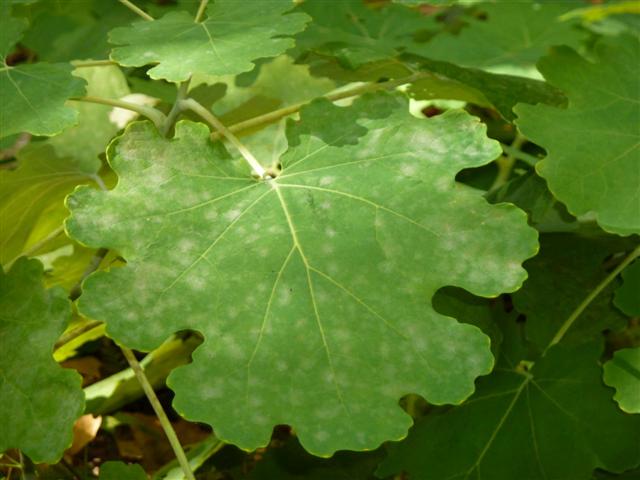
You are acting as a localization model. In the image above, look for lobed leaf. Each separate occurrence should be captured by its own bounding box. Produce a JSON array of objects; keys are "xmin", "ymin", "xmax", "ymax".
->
[
  {"xmin": 603, "ymin": 347, "xmax": 640, "ymax": 414},
  {"xmin": 66, "ymin": 93, "xmax": 537, "ymax": 455}
]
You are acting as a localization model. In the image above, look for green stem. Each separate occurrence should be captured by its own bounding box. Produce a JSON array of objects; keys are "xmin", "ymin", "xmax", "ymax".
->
[
  {"xmin": 153, "ymin": 434, "xmax": 224, "ymax": 480},
  {"xmin": 162, "ymin": 79, "xmax": 191, "ymax": 137},
  {"xmin": 70, "ymin": 96, "xmax": 166, "ymax": 131},
  {"xmin": 500, "ymin": 143, "xmax": 540, "ymax": 167},
  {"xmin": 545, "ymin": 244, "xmax": 640, "ymax": 353},
  {"xmin": 118, "ymin": 0, "xmax": 154, "ymax": 21},
  {"xmin": 54, "ymin": 320, "xmax": 103, "ymax": 352},
  {"xmin": 195, "ymin": 0, "xmax": 209, "ymax": 22},
  {"xmin": 181, "ymin": 98, "xmax": 266, "ymax": 178},
  {"xmin": 217, "ymin": 72, "xmax": 430, "ymax": 139},
  {"xmin": 121, "ymin": 346, "xmax": 196, "ymax": 480},
  {"xmin": 490, "ymin": 134, "xmax": 526, "ymax": 192},
  {"xmin": 71, "ymin": 59, "xmax": 117, "ymax": 68}
]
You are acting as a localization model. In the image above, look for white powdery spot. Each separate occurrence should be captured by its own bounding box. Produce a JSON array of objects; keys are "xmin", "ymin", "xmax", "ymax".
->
[
  {"xmin": 224, "ymin": 208, "xmax": 242, "ymax": 221},
  {"xmin": 319, "ymin": 175, "xmax": 336, "ymax": 186},
  {"xmin": 400, "ymin": 163, "xmax": 417, "ymax": 176},
  {"xmin": 205, "ymin": 209, "xmax": 219, "ymax": 221},
  {"xmin": 325, "ymin": 227, "xmax": 337, "ymax": 238}
]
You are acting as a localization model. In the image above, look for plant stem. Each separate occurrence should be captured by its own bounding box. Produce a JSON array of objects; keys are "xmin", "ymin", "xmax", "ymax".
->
[
  {"xmin": 121, "ymin": 346, "xmax": 196, "ymax": 480},
  {"xmin": 500, "ymin": 142, "xmax": 540, "ymax": 167},
  {"xmin": 118, "ymin": 0, "xmax": 154, "ymax": 21},
  {"xmin": 54, "ymin": 320, "xmax": 103, "ymax": 352},
  {"xmin": 195, "ymin": 0, "xmax": 209, "ymax": 22},
  {"xmin": 216, "ymin": 72, "xmax": 430, "ymax": 139},
  {"xmin": 181, "ymin": 98, "xmax": 266, "ymax": 178},
  {"xmin": 545, "ymin": 244, "xmax": 640, "ymax": 353},
  {"xmin": 71, "ymin": 59, "xmax": 117, "ymax": 68},
  {"xmin": 70, "ymin": 96, "xmax": 166, "ymax": 131},
  {"xmin": 490, "ymin": 134, "xmax": 526, "ymax": 192},
  {"xmin": 4, "ymin": 225, "xmax": 65, "ymax": 271},
  {"xmin": 162, "ymin": 79, "xmax": 191, "ymax": 137}
]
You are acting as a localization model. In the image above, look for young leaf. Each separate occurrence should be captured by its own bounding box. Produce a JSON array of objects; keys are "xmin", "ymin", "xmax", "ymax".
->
[
  {"xmin": 0, "ymin": 258, "xmax": 84, "ymax": 463},
  {"xmin": 108, "ymin": 0, "xmax": 310, "ymax": 82},
  {"xmin": 66, "ymin": 94, "xmax": 537, "ymax": 455},
  {"xmin": 603, "ymin": 347, "xmax": 640, "ymax": 414},
  {"xmin": 515, "ymin": 36, "xmax": 640, "ymax": 236},
  {"xmin": 614, "ymin": 260, "xmax": 640, "ymax": 317},
  {"xmin": 379, "ymin": 331, "xmax": 640, "ymax": 479},
  {"xmin": 512, "ymin": 233, "xmax": 633, "ymax": 353},
  {"xmin": 0, "ymin": 14, "xmax": 86, "ymax": 139},
  {"xmin": 418, "ymin": 2, "xmax": 584, "ymax": 75}
]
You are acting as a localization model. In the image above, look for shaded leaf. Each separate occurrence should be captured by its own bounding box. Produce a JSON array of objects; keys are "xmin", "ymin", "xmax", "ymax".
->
[
  {"xmin": 515, "ymin": 36, "xmax": 640, "ymax": 235},
  {"xmin": 67, "ymin": 93, "xmax": 537, "ymax": 455},
  {"xmin": 0, "ymin": 258, "xmax": 84, "ymax": 463},
  {"xmin": 99, "ymin": 461, "xmax": 147, "ymax": 480},
  {"xmin": 614, "ymin": 260, "xmax": 640, "ymax": 317}
]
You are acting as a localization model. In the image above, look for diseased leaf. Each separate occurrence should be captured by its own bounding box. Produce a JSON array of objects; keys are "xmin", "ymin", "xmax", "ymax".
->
[
  {"xmin": 419, "ymin": 2, "xmax": 584, "ymax": 75},
  {"xmin": 604, "ymin": 347, "xmax": 640, "ymax": 414},
  {"xmin": 67, "ymin": 94, "xmax": 537, "ymax": 455},
  {"xmin": 0, "ymin": 258, "xmax": 84, "ymax": 463},
  {"xmin": 614, "ymin": 260, "xmax": 640, "ymax": 317},
  {"xmin": 512, "ymin": 233, "xmax": 633, "ymax": 353},
  {"xmin": 108, "ymin": 0, "xmax": 310, "ymax": 82},
  {"xmin": 379, "ymin": 328, "xmax": 640, "ymax": 479},
  {"xmin": 0, "ymin": 14, "xmax": 86, "ymax": 139},
  {"xmin": 515, "ymin": 36, "xmax": 640, "ymax": 235}
]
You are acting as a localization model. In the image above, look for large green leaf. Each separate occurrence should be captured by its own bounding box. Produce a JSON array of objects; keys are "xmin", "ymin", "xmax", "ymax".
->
[
  {"xmin": 418, "ymin": 2, "xmax": 584, "ymax": 75},
  {"xmin": 0, "ymin": 258, "xmax": 84, "ymax": 463},
  {"xmin": 379, "ymin": 335, "xmax": 640, "ymax": 479},
  {"xmin": 293, "ymin": 0, "xmax": 437, "ymax": 69},
  {"xmin": 614, "ymin": 260, "xmax": 640, "ymax": 317},
  {"xmin": 0, "ymin": 143, "xmax": 97, "ymax": 267},
  {"xmin": 67, "ymin": 94, "xmax": 537, "ymax": 455},
  {"xmin": 108, "ymin": 0, "xmax": 310, "ymax": 82},
  {"xmin": 512, "ymin": 233, "xmax": 633, "ymax": 353},
  {"xmin": 515, "ymin": 36, "xmax": 640, "ymax": 236},
  {"xmin": 0, "ymin": 14, "xmax": 86, "ymax": 139},
  {"xmin": 604, "ymin": 347, "xmax": 640, "ymax": 414}
]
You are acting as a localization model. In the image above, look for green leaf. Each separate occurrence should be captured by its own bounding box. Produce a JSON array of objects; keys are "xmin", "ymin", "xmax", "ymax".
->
[
  {"xmin": 47, "ymin": 65, "xmax": 130, "ymax": 174},
  {"xmin": 0, "ymin": 13, "xmax": 86, "ymax": 139},
  {"xmin": 614, "ymin": 260, "xmax": 640, "ymax": 317},
  {"xmin": 515, "ymin": 36, "xmax": 640, "ymax": 236},
  {"xmin": 99, "ymin": 461, "xmax": 147, "ymax": 480},
  {"xmin": 67, "ymin": 94, "xmax": 537, "ymax": 455},
  {"xmin": 0, "ymin": 143, "xmax": 97, "ymax": 267},
  {"xmin": 379, "ymin": 338, "xmax": 640, "ymax": 479},
  {"xmin": 293, "ymin": 0, "xmax": 437, "ymax": 69},
  {"xmin": 604, "ymin": 347, "xmax": 640, "ymax": 414},
  {"xmin": 418, "ymin": 2, "xmax": 584, "ymax": 75},
  {"xmin": 0, "ymin": 258, "xmax": 84, "ymax": 463},
  {"xmin": 512, "ymin": 233, "xmax": 633, "ymax": 353},
  {"xmin": 108, "ymin": 0, "xmax": 310, "ymax": 82}
]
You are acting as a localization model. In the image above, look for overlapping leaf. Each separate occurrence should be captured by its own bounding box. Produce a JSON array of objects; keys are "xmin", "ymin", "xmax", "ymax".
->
[
  {"xmin": 515, "ymin": 36, "xmax": 640, "ymax": 235},
  {"xmin": 604, "ymin": 347, "xmax": 640, "ymax": 414},
  {"xmin": 108, "ymin": 0, "xmax": 310, "ymax": 82},
  {"xmin": 0, "ymin": 259, "xmax": 84, "ymax": 463},
  {"xmin": 379, "ymin": 324, "xmax": 640, "ymax": 480},
  {"xmin": 420, "ymin": 2, "xmax": 584, "ymax": 75},
  {"xmin": 512, "ymin": 234, "xmax": 633, "ymax": 353},
  {"xmin": 67, "ymin": 93, "xmax": 537, "ymax": 455},
  {"xmin": 99, "ymin": 461, "xmax": 147, "ymax": 480},
  {"xmin": 293, "ymin": 0, "xmax": 437, "ymax": 69},
  {"xmin": 0, "ymin": 14, "xmax": 85, "ymax": 139},
  {"xmin": 614, "ymin": 260, "xmax": 640, "ymax": 316}
]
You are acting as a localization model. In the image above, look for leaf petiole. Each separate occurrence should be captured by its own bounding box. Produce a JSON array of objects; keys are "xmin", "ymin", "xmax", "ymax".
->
[
  {"xmin": 118, "ymin": 0, "xmax": 154, "ymax": 21},
  {"xmin": 70, "ymin": 95, "xmax": 167, "ymax": 131}
]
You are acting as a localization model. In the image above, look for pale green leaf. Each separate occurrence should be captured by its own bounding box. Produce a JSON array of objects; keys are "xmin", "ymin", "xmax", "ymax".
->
[
  {"xmin": 67, "ymin": 94, "xmax": 537, "ymax": 455},
  {"xmin": 0, "ymin": 143, "xmax": 97, "ymax": 267},
  {"xmin": 515, "ymin": 36, "xmax": 640, "ymax": 235},
  {"xmin": 47, "ymin": 65, "xmax": 130, "ymax": 173},
  {"xmin": 108, "ymin": 0, "xmax": 310, "ymax": 82},
  {"xmin": 614, "ymin": 261, "xmax": 640, "ymax": 317},
  {"xmin": 379, "ymin": 337, "xmax": 640, "ymax": 479},
  {"xmin": 0, "ymin": 258, "xmax": 84, "ymax": 463},
  {"xmin": 418, "ymin": 2, "xmax": 585, "ymax": 75},
  {"xmin": 604, "ymin": 347, "xmax": 640, "ymax": 414}
]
